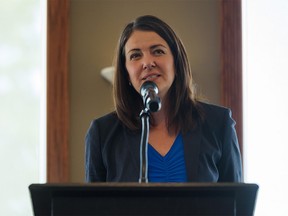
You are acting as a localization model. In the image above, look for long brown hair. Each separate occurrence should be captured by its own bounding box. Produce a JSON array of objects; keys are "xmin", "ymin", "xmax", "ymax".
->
[{"xmin": 113, "ymin": 15, "xmax": 202, "ymax": 133}]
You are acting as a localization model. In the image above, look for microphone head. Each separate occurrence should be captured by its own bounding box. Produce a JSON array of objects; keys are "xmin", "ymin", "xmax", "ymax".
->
[
  {"xmin": 140, "ymin": 81, "xmax": 158, "ymax": 97},
  {"xmin": 146, "ymin": 97, "xmax": 161, "ymax": 112},
  {"xmin": 140, "ymin": 81, "xmax": 161, "ymax": 112}
]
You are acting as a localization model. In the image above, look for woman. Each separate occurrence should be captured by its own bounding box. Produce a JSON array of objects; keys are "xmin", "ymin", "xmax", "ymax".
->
[{"xmin": 85, "ymin": 15, "xmax": 242, "ymax": 182}]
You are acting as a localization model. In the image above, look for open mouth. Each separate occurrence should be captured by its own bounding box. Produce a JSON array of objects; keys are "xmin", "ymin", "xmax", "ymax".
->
[{"xmin": 143, "ymin": 74, "xmax": 160, "ymax": 81}]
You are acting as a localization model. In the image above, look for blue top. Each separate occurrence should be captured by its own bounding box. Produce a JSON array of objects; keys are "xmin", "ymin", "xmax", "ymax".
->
[{"xmin": 148, "ymin": 134, "xmax": 188, "ymax": 182}]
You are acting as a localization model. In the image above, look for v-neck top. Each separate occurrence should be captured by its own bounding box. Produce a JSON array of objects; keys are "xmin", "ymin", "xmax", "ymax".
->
[{"xmin": 148, "ymin": 133, "xmax": 187, "ymax": 182}]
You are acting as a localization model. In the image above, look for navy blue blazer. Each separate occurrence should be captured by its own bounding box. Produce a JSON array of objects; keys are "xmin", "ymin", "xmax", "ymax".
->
[{"xmin": 85, "ymin": 102, "xmax": 242, "ymax": 182}]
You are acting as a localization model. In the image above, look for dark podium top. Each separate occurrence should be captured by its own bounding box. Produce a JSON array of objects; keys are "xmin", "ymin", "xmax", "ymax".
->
[{"xmin": 29, "ymin": 183, "xmax": 258, "ymax": 216}]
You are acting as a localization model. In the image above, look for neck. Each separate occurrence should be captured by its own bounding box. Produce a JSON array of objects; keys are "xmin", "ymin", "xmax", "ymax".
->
[
  {"xmin": 150, "ymin": 97, "xmax": 176, "ymax": 135},
  {"xmin": 151, "ymin": 109, "xmax": 166, "ymax": 127},
  {"xmin": 150, "ymin": 95, "xmax": 168, "ymax": 125}
]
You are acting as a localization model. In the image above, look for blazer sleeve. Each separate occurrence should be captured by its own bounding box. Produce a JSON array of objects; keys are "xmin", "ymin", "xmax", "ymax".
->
[
  {"xmin": 217, "ymin": 108, "xmax": 243, "ymax": 182},
  {"xmin": 85, "ymin": 120, "xmax": 106, "ymax": 182}
]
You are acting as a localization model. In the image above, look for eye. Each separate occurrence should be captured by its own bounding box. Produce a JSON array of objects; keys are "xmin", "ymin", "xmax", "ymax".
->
[
  {"xmin": 129, "ymin": 52, "xmax": 142, "ymax": 61},
  {"xmin": 153, "ymin": 49, "xmax": 165, "ymax": 56}
]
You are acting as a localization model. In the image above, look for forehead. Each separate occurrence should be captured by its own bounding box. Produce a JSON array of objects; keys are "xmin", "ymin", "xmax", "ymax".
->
[{"xmin": 125, "ymin": 30, "xmax": 168, "ymax": 52}]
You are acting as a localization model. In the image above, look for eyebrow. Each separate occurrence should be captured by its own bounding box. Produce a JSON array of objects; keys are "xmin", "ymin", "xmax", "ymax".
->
[
  {"xmin": 150, "ymin": 44, "xmax": 167, "ymax": 49},
  {"xmin": 126, "ymin": 44, "xmax": 167, "ymax": 55}
]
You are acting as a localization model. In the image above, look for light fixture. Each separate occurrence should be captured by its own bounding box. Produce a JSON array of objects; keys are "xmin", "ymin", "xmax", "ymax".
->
[{"xmin": 100, "ymin": 66, "xmax": 114, "ymax": 85}]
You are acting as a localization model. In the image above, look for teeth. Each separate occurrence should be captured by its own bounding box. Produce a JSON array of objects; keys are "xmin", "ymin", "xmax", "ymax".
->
[{"xmin": 146, "ymin": 75, "xmax": 159, "ymax": 80}]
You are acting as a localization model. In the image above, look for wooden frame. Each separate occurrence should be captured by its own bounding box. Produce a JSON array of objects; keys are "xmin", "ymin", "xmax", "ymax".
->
[
  {"xmin": 47, "ymin": 0, "xmax": 70, "ymax": 182},
  {"xmin": 220, "ymin": 0, "xmax": 243, "ymax": 155},
  {"xmin": 46, "ymin": 0, "xmax": 242, "ymax": 181}
]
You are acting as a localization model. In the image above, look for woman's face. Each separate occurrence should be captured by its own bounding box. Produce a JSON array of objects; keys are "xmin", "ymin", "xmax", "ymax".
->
[{"xmin": 124, "ymin": 30, "xmax": 175, "ymax": 100}]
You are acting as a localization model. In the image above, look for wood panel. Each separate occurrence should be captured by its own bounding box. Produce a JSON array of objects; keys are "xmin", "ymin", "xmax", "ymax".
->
[
  {"xmin": 220, "ymin": 0, "xmax": 243, "ymax": 155},
  {"xmin": 47, "ymin": 0, "xmax": 70, "ymax": 182}
]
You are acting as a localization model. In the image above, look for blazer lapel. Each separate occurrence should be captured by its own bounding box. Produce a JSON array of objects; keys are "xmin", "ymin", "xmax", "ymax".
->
[
  {"xmin": 125, "ymin": 130, "xmax": 141, "ymax": 173},
  {"xmin": 182, "ymin": 126, "xmax": 202, "ymax": 182}
]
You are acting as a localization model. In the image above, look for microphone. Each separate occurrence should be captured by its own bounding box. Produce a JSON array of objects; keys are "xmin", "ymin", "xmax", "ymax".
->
[{"xmin": 140, "ymin": 81, "xmax": 161, "ymax": 112}]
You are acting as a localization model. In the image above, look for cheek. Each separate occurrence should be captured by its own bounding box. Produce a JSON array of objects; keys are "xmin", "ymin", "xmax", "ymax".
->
[
  {"xmin": 125, "ymin": 63, "xmax": 141, "ymax": 91},
  {"xmin": 125, "ymin": 63, "xmax": 135, "ymax": 81},
  {"xmin": 168, "ymin": 59, "xmax": 176, "ymax": 79}
]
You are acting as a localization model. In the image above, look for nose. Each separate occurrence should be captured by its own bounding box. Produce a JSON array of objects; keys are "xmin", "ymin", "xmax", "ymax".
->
[
  {"xmin": 142, "ymin": 55, "xmax": 156, "ymax": 71},
  {"xmin": 143, "ymin": 63, "xmax": 156, "ymax": 71}
]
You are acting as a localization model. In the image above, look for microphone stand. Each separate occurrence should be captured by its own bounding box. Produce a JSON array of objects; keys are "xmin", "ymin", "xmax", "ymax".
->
[{"xmin": 139, "ymin": 108, "xmax": 150, "ymax": 183}]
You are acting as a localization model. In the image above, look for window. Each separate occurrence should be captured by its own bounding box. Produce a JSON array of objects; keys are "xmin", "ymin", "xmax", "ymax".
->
[
  {"xmin": 0, "ymin": 0, "xmax": 46, "ymax": 215},
  {"xmin": 243, "ymin": 0, "xmax": 288, "ymax": 215}
]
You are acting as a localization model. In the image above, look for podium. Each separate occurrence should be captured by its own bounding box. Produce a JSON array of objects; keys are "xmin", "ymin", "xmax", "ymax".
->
[{"xmin": 29, "ymin": 183, "xmax": 258, "ymax": 216}]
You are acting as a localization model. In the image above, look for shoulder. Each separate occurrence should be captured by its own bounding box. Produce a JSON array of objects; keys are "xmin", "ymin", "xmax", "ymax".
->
[
  {"xmin": 87, "ymin": 111, "xmax": 122, "ymax": 136},
  {"xmin": 86, "ymin": 111, "xmax": 138, "ymax": 141},
  {"xmin": 198, "ymin": 101, "xmax": 232, "ymax": 119},
  {"xmin": 91, "ymin": 111, "xmax": 119, "ymax": 127},
  {"xmin": 197, "ymin": 101, "xmax": 235, "ymax": 132}
]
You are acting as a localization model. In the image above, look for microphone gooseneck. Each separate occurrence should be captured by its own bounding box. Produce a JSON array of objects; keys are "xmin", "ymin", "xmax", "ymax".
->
[
  {"xmin": 140, "ymin": 81, "xmax": 161, "ymax": 113},
  {"xmin": 138, "ymin": 81, "xmax": 161, "ymax": 183}
]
